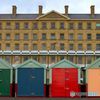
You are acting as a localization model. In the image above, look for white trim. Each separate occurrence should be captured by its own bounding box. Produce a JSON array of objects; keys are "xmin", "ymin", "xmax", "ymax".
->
[
  {"xmin": 40, "ymin": 50, "xmax": 49, "ymax": 55},
  {"xmin": 49, "ymin": 50, "xmax": 58, "ymax": 55},
  {"xmin": 95, "ymin": 51, "xmax": 100, "ymax": 55},
  {"xmin": 58, "ymin": 50, "xmax": 67, "ymax": 55},
  {"xmin": 3, "ymin": 50, "xmax": 12, "ymax": 55},
  {"xmin": 22, "ymin": 50, "xmax": 31, "ymax": 55},
  {"xmin": 68, "ymin": 50, "xmax": 76, "ymax": 55},
  {"xmin": 10, "ymin": 69, "xmax": 13, "ymax": 84},
  {"xmin": 31, "ymin": 50, "xmax": 39, "ymax": 55},
  {"xmin": 76, "ymin": 51, "xmax": 85, "ymax": 55},
  {"xmin": 15, "ymin": 69, "xmax": 17, "ymax": 84},
  {"xmin": 13, "ymin": 50, "xmax": 21, "ymax": 55}
]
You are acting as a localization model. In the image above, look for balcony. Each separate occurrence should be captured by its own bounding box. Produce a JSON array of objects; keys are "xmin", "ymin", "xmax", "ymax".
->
[
  {"xmin": 49, "ymin": 50, "xmax": 58, "ymax": 55},
  {"xmin": 58, "ymin": 50, "xmax": 67, "ymax": 55}
]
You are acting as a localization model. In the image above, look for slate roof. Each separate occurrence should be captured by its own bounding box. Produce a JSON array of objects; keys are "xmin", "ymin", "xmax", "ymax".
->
[{"xmin": 0, "ymin": 13, "xmax": 100, "ymax": 20}]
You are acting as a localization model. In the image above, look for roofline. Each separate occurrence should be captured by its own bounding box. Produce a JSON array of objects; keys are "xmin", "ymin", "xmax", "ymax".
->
[
  {"xmin": 86, "ymin": 58, "xmax": 100, "ymax": 69},
  {"xmin": 49, "ymin": 59, "xmax": 80, "ymax": 69},
  {"xmin": 15, "ymin": 59, "xmax": 46, "ymax": 69}
]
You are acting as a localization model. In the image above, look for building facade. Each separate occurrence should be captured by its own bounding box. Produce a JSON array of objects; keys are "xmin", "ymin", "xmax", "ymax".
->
[{"xmin": 0, "ymin": 5, "xmax": 100, "ymax": 67}]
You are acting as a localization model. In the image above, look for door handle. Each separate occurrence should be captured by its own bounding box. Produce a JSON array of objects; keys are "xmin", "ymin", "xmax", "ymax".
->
[
  {"xmin": 65, "ymin": 88, "xmax": 69, "ymax": 90},
  {"xmin": 31, "ymin": 76, "xmax": 35, "ymax": 79},
  {"xmin": 31, "ymin": 92, "xmax": 35, "ymax": 95},
  {"xmin": 0, "ymin": 80, "xmax": 2, "ymax": 82},
  {"xmin": 65, "ymin": 78, "xmax": 69, "ymax": 80}
]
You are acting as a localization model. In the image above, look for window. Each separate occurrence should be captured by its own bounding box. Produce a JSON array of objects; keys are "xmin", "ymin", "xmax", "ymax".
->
[
  {"xmin": 51, "ymin": 56, "xmax": 56, "ymax": 63},
  {"xmin": 60, "ymin": 43, "xmax": 64, "ymax": 50},
  {"xmin": 6, "ymin": 43, "xmax": 10, "ymax": 50},
  {"xmin": 24, "ymin": 22, "xmax": 29, "ymax": 29},
  {"xmin": 32, "ymin": 56, "xmax": 38, "ymax": 61},
  {"xmin": 33, "ymin": 34, "xmax": 38, "ymax": 40},
  {"xmin": 69, "ymin": 34, "xmax": 74, "ymax": 40},
  {"xmin": 96, "ymin": 34, "xmax": 100, "ymax": 40},
  {"xmin": 42, "ymin": 33, "xmax": 46, "ymax": 40},
  {"xmin": 24, "ymin": 44, "xmax": 28, "ymax": 50},
  {"xmin": 78, "ymin": 22, "xmax": 83, "ymax": 29},
  {"xmin": 51, "ymin": 22, "xmax": 55, "ymax": 29},
  {"xmin": 14, "ymin": 56, "xmax": 20, "ymax": 64},
  {"xmin": 77, "ymin": 56, "xmax": 82, "ymax": 64},
  {"xmin": 60, "ymin": 56, "xmax": 65, "ymax": 60},
  {"xmin": 69, "ymin": 44, "xmax": 74, "ymax": 50},
  {"xmin": 69, "ymin": 56, "xmax": 74, "ymax": 62},
  {"xmin": 15, "ymin": 22, "xmax": 20, "ymax": 29},
  {"xmin": 5, "ymin": 56, "xmax": 11, "ymax": 63},
  {"xmin": 42, "ymin": 43, "xmax": 46, "ymax": 50},
  {"xmin": 23, "ymin": 56, "xmax": 29, "ymax": 61},
  {"xmin": 60, "ymin": 33, "xmax": 64, "ymax": 40},
  {"xmin": 6, "ymin": 34, "xmax": 10, "ymax": 40},
  {"xmin": 0, "ymin": 34, "xmax": 2, "ymax": 40},
  {"xmin": 15, "ymin": 44, "xmax": 19, "ymax": 50},
  {"xmin": 87, "ymin": 44, "xmax": 92, "ymax": 50},
  {"xmin": 51, "ymin": 33, "xmax": 56, "ymax": 40},
  {"xmin": 96, "ymin": 23, "xmax": 100, "ymax": 29},
  {"xmin": 96, "ymin": 44, "xmax": 100, "ymax": 50},
  {"xmin": 33, "ymin": 44, "xmax": 37, "ymax": 50},
  {"xmin": 24, "ymin": 34, "xmax": 28, "ymax": 40},
  {"xmin": 41, "ymin": 56, "xmax": 46, "ymax": 64},
  {"xmin": 42, "ymin": 22, "xmax": 47, "ymax": 29},
  {"xmin": 15, "ymin": 34, "xmax": 20, "ymax": 40},
  {"xmin": 60, "ymin": 22, "xmax": 64, "ymax": 29},
  {"xmin": 87, "ymin": 22, "xmax": 91, "ymax": 29},
  {"xmin": 87, "ymin": 34, "xmax": 91, "ymax": 40},
  {"xmin": 87, "ymin": 56, "xmax": 92, "ymax": 64},
  {"xmin": 78, "ymin": 34, "xmax": 83, "ymax": 40},
  {"xmin": 69, "ymin": 23, "xmax": 74, "ymax": 29},
  {"xmin": 78, "ymin": 44, "xmax": 83, "ymax": 50},
  {"xmin": 0, "ymin": 22, "xmax": 2, "ymax": 29},
  {"xmin": 51, "ymin": 43, "xmax": 56, "ymax": 50},
  {"xmin": 33, "ymin": 23, "xmax": 38, "ymax": 29},
  {"xmin": 6, "ymin": 22, "xmax": 11, "ymax": 29}
]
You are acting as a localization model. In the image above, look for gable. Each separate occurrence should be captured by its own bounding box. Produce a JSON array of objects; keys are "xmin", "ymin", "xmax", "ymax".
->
[
  {"xmin": 16, "ymin": 59, "xmax": 45, "ymax": 69},
  {"xmin": 50, "ymin": 59, "xmax": 80, "ymax": 68},
  {"xmin": 87, "ymin": 58, "xmax": 100, "ymax": 69},
  {"xmin": 37, "ymin": 10, "xmax": 70, "ymax": 20}
]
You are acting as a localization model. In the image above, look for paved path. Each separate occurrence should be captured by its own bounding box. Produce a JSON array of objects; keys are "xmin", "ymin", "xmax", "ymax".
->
[{"xmin": 0, "ymin": 98, "xmax": 100, "ymax": 100}]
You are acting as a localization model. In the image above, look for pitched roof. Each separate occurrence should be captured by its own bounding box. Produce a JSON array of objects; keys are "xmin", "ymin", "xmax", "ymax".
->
[
  {"xmin": 0, "ymin": 13, "xmax": 100, "ymax": 20},
  {"xmin": 36, "ymin": 10, "xmax": 70, "ymax": 19},
  {"xmin": 16, "ymin": 59, "xmax": 46, "ymax": 69},
  {"xmin": 49, "ymin": 59, "xmax": 80, "ymax": 69},
  {"xmin": 0, "ymin": 59, "xmax": 12, "ymax": 69},
  {"xmin": 86, "ymin": 58, "xmax": 100, "ymax": 69}
]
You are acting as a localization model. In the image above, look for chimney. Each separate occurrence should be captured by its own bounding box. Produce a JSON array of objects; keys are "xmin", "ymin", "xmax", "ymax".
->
[
  {"xmin": 39, "ymin": 5, "xmax": 43, "ymax": 16},
  {"xmin": 12, "ymin": 5, "xmax": 17, "ymax": 16},
  {"xmin": 90, "ymin": 5, "xmax": 95, "ymax": 16},
  {"xmin": 65, "ymin": 5, "xmax": 69, "ymax": 15}
]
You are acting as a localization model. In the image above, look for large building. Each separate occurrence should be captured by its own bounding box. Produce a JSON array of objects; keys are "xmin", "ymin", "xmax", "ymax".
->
[{"xmin": 0, "ymin": 5, "xmax": 100, "ymax": 67}]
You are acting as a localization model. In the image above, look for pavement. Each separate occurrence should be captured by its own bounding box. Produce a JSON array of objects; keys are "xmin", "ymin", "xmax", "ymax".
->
[{"xmin": 0, "ymin": 98, "xmax": 100, "ymax": 100}]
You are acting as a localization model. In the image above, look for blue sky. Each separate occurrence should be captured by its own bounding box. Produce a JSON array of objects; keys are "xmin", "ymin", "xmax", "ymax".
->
[{"xmin": 0, "ymin": 0, "xmax": 99, "ymax": 14}]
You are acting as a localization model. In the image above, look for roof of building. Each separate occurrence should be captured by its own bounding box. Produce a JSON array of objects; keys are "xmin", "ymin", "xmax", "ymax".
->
[
  {"xmin": 86, "ymin": 58, "xmax": 100, "ymax": 69},
  {"xmin": 0, "ymin": 13, "xmax": 100, "ymax": 20},
  {"xmin": 49, "ymin": 59, "xmax": 80, "ymax": 68},
  {"xmin": 15, "ymin": 59, "xmax": 46, "ymax": 69}
]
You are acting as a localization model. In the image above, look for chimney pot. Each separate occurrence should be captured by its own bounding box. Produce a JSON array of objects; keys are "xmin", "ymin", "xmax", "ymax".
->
[
  {"xmin": 39, "ymin": 5, "xmax": 43, "ymax": 16},
  {"xmin": 65, "ymin": 5, "xmax": 69, "ymax": 15},
  {"xmin": 90, "ymin": 5, "xmax": 95, "ymax": 16},
  {"xmin": 12, "ymin": 5, "xmax": 17, "ymax": 16}
]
